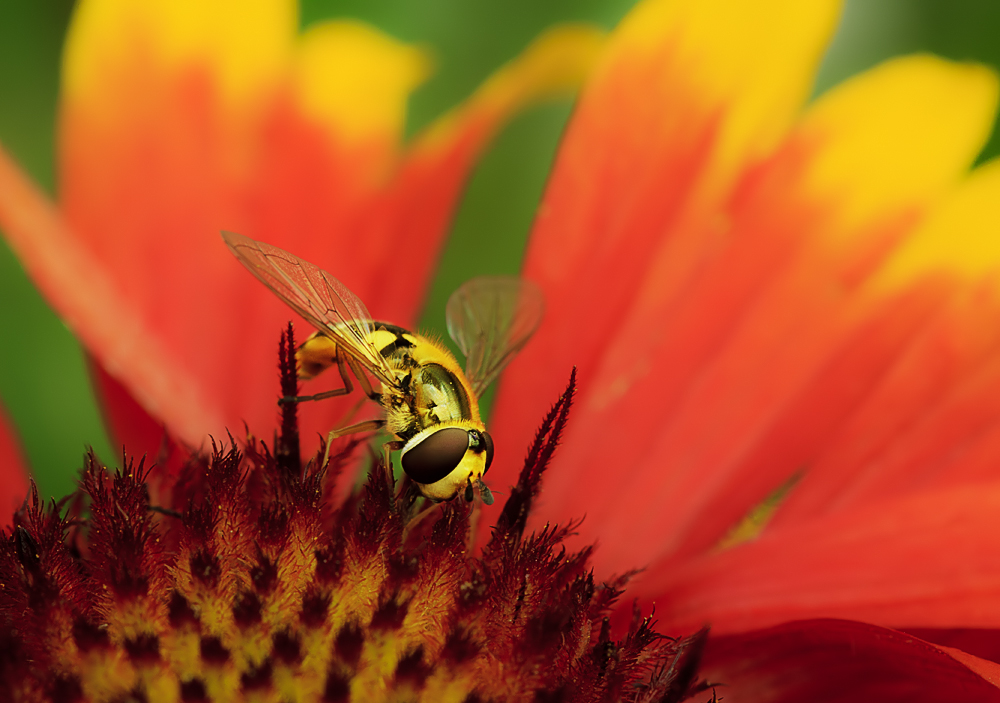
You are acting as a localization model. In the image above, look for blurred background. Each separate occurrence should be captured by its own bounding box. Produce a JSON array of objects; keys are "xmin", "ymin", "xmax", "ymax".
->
[{"xmin": 1, "ymin": 0, "xmax": 998, "ymax": 499}]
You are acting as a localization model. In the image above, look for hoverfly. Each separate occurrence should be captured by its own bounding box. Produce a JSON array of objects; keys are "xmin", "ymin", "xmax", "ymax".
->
[{"xmin": 222, "ymin": 232, "xmax": 544, "ymax": 505}]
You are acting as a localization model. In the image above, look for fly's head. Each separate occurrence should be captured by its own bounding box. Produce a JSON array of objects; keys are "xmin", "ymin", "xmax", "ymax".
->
[{"xmin": 400, "ymin": 422, "xmax": 494, "ymax": 504}]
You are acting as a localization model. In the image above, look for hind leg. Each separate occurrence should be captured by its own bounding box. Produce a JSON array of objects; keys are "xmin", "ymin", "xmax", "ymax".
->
[{"xmin": 281, "ymin": 354, "xmax": 355, "ymax": 404}]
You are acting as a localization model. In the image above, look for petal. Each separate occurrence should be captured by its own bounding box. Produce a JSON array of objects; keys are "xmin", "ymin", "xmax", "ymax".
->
[
  {"xmin": 489, "ymin": 0, "xmax": 840, "ymax": 542},
  {"xmin": 87, "ymin": 358, "xmax": 187, "ymax": 486},
  {"xmin": 0, "ymin": 145, "xmax": 224, "ymax": 448},
  {"xmin": 292, "ymin": 20, "xmax": 430, "ymax": 150},
  {"xmin": 771, "ymin": 160, "xmax": 1000, "ymax": 525},
  {"xmin": 876, "ymin": 158, "xmax": 1000, "ymax": 290},
  {"xmin": 940, "ymin": 644, "xmax": 1000, "ymax": 686},
  {"xmin": 64, "ymin": 0, "xmax": 295, "ymax": 110},
  {"xmin": 0, "ymin": 401, "xmax": 29, "ymax": 526},
  {"xmin": 351, "ymin": 23, "xmax": 606, "ymax": 321},
  {"xmin": 906, "ymin": 629, "xmax": 1000, "ymax": 666},
  {"xmin": 664, "ymin": 57, "xmax": 997, "ymax": 552},
  {"xmin": 703, "ymin": 620, "xmax": 1000, "ymax": 702},
  {"xmin": 490, "ymin": 22, "xmax": 999, "ymax": 578},
  {"xmin": 800, "ymin": 55, "xmax": 997, "ymax": 236},
  {"xmin": 639, "ymin": 481, "xmax": 1000, "ymax": 636},
  {"xmin": 1, "ymin": 0, "xmax": 600, "ymax": 459}
]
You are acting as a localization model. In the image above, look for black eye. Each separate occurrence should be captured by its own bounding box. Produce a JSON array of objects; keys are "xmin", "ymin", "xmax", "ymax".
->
[
  {"xmin": 482, "ymin": 432, "xmax": 494, "ymax": 472},
  {"xmin": 401, "ymin": 427, "xmax": 469, "ymax": 484},
  {"xmin": 467, "ymin": 430, "xmax": 494, "ymax": 473}
]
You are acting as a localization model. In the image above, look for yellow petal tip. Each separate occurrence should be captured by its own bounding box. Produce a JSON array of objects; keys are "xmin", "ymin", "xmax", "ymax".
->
[
  {"xmin": 64, "ymin": 0, "xmax": 297, "ymax": 108},
  {"xmin": 875, "ymin": 159, "xmax": 1000, "ymax": 290},
  {"xmin": 417, "ymin": 23, "xmax": 606, "ymax": 153},
  {"xmin": 487, "ymin": 23, "xmax": 608, "ymax": 107},
  {"xmin": 292, "ymin": 20, "xmax": 432, "ymax": 144},
  {"xmin": 802, "ymin": 54, "xmax": 999, "ymax": 236}
]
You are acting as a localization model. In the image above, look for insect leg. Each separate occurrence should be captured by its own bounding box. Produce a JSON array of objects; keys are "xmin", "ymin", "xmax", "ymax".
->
[
  {"xmin": 321, "ymin": 418, "xmax": 385, "ymax": 468},
  {"xmin": 401, "ymin": 499, "xmax": 443, "ymax": 543},
  {"xmin": 381, "ymin": 440, "xmax": 404, "ymax": 471},
  {"xmin": 280, "ymin": 353, "xmax": 355, "ymax": 404},
  {"xmin": 346, "ymin": 356, "xmax": 382, "ymax": 403},
  {"xmin": 398, "ymin": 478, "xmax": 421, "ymax": 516}
]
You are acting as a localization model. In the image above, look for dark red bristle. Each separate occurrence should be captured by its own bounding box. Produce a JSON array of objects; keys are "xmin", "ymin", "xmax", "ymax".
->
[
  {"xmin": 0, "ymin": 343, "xmax": 702, "ymax": 700},
  {"xmin": 251, "ymin": 554, "xmax": 278, "ymax": 594},
  {"xmin": 189, "ymin": 549, "xmax": 219, "ymax": 587},
  {"xmin": 233, "ymin": 590, "xmax": 263, "ymax": 628},
  {"xmin": 124, "ymin": 633, "xmax": 161, "ymax": 663},
  {"xmin": 168, "ymin": 591, "xmax": 198, "ymax": 628},
  {"xmin": 72, "ymin": 619, "xmax": 110, "ymax": 652},
  {"xmin": 277, "ymin": 322, "xmax": 301, "ymax": 475},
  {"xmin": 370, "ymin": 597, "xmax": 409, "ymax": 632},
  {"xmin": 491, "ymin": 367, "xmax": 576, "ymax": 547},
  {"xmin": 441, "ymin": 629, "xmax": 480, "ymax": 665},
  {"xmin": 322, "ymin": 671, "xmax": 351, "ymax": 703},
  {"xmin": 179, "ymin": 679, "xmax": 208, "ymax": 702},
  {"xmin": 49, "ymin": 676, "xmax": 84, "ymax": 703},
  {"xmin": 199, "ymin": 636, "xmax": 230, "ymax": 665},
  {"xmin": 334, "ymin": 623, "xmax": 364, "ymax": 669},
  {"xmin": 272, "ymin": 630, "xmax": 302, "ymax": 665},
  {"xmin": 300, "ymin": 589, "xmax": 331, "ymax": 628},
  {"xmin": 394, "ymin": 647, "xmax": 430, "ymax": 688},
  {"xmin": 240, "ymin": 660, "xmax": 273, "ymax": 690}
]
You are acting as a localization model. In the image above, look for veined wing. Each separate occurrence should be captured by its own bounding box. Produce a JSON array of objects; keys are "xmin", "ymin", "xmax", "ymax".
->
[
  {"xmin": 446, "ymin": 276, "xmax": 544, "ymax": 397},
  {"xmin": 222, "ymin": 232, "xmax": 396, "ymax": 386}
]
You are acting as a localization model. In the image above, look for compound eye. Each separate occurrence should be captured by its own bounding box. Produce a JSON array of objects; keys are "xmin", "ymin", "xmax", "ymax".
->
[
  {"xmin": 467, "ymin": 429, "xmax": 495, "ymax": 473},
  {"xmin": 482, "ymin": 432, "xmax": 495, "ymax": 472},
  {"xmin": 482, "ymin": 432, "xmax": 493, "ymax": 473},
  {"xmin": 401, "ymin": 427, "xmax": 469, "ymax": 484}
]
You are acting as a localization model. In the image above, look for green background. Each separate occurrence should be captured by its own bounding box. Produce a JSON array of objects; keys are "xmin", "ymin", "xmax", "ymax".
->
[{"xmin": 1, "ymin": 0, "xmax": 998, "ymax": 500}]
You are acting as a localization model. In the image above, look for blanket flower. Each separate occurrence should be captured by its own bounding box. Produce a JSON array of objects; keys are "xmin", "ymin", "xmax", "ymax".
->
[{"xmin": 3, "ymin": 0, "xmax": 1000, "ymax": 700}]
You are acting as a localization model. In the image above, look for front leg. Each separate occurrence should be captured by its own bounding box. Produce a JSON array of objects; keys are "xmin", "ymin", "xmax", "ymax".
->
[{"xmin": 381, "ymin": 439, "xmax": 404, "ymax": 471}]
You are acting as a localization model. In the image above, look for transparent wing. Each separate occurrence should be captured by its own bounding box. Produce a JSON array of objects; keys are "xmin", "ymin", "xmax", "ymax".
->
[
  {"xmin": 222, "ymin": 231, "xmax": 396, "ymax": 386},
  {"xmin": 446, "ymin": 276, "xmax": 544, "ymax": 397}
]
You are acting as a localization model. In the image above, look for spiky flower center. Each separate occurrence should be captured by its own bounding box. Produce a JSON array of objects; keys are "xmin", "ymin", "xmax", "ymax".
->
[{"xmin": 0, "ymin": 328, "xmax": 705, "ymax": 702}]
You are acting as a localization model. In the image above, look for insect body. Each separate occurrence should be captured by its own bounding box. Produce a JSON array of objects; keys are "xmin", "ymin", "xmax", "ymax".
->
[
  {"xmin": 295, "ymin": 322, "xmax": 491, "ymax": 501},
  {"xmin": 222, "ymin": 232, "xmax": 544, "ymax": 504}
]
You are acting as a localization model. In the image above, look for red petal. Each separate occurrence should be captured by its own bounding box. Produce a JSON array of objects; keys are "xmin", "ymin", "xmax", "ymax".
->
[
  {"xmin": 703, "ymin": 619, "xmax": 1000, "ymax": 702},
  {"xmin": 635, "ymin": 481, "xmax": 1000, "ymax": 636},
  {"xmin": 362, "ymin": 24, "xmax": 606, "ymax": 320},
  {"xmin": 906, "ymin": 629, "xmax": 1000, "ymax": 666},
  {"xmin": 486, "ymin": 0, "xmax": 842, "ymax": 556},
  {"xmin": 0, "ymin": 145, "xmax": 226, "ymax": 452},
  {"xmin": 487, "ymin": 7, "xmax": 997, "ymax": 581},
  {"xmin": 87, "ymin": 359, "xmax": 187, "ymax": 486},
  {"xmin": 0, "ymin": 403, "xmax": 30, "ymax": 527}
]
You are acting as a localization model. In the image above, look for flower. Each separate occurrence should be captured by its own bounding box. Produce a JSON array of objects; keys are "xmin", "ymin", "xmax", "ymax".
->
[
  {"xmin": 4, "ymin": 0, "xmax": 1000, "ymax": 700},
  {"xmin": 1, "ymin": 332, "xmax": 709, "ymax": 701}
]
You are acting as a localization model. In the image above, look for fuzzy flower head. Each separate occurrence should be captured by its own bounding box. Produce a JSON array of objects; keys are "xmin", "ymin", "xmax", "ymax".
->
[{"xmin": 1, "ymin": 331, "xmax": 705, "ymax": 702}]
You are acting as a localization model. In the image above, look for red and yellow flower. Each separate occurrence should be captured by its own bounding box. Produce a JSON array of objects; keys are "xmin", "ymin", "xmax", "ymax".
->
[{"xmin": 4, "ymin": 0, "xmax": 1000, "ymax": 700}]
